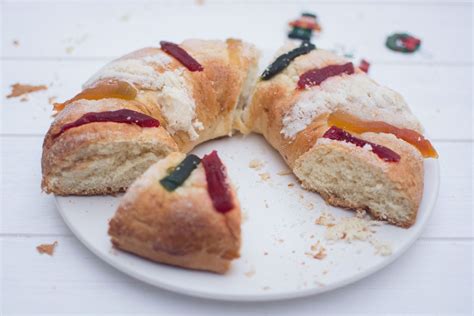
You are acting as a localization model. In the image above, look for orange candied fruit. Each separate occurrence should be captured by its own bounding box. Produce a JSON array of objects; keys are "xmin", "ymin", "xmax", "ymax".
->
[
  {"xmin": 327, "ymin": 111, "xmax": 438, "ymax": 158},
  {"xmin": 53, "ymin": 80, "xmax": 137, "ymax": 112}
]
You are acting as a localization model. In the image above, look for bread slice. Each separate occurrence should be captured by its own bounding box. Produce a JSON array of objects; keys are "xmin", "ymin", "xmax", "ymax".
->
[
  {"xmin": 243, "ymin": 45, "xmax": 427, "ymax": 227},
  {"xmin": 41, "ymin": 39, "xmax": 260, "ymax": 195},
  {"xmin": 294, "ymin": 132, "xmax": 424, "ymax": 227},
  {"xmin": 108, "ymin": 152, "xmax": 241, "ymax": 274},
  {"xmin": 41, "ymin": 99, "xmax": 178, "ymax": 195}
]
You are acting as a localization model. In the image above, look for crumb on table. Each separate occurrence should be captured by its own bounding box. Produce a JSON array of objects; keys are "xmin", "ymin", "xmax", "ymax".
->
[
  {"xmin": 7, "ymin": 83, "xmax": 48, "ymax": 98},
  {"xmin": 36, "ymin": 241, "xmax": 58, "ymax": 256}
]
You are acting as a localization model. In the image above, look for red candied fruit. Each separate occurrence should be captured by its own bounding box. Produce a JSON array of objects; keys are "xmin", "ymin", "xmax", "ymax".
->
[
  {"xmin": 298, "ymin": 62, "xmax": 354, "ymax": 89},
  {"xmin": 358, "ymin": 59, "xmax": 370, "ymax": 73},
  {"xmin": 53, "ymin": 109, "xmax": 160, "ymax": 139},
  {"xmin": 323, "ymin": 126, "xmax": 401, "ymax": 162},
  {"xmin": 201, "ymin": 150, "xmax": 234, "ymax": 213},
  {"xmin": 327, "ymin": 111, "xmax": 438, "ymax": 158},
  {"xmin": 160, "ymin": 41, "xmax": 204, "ymax": 72}
]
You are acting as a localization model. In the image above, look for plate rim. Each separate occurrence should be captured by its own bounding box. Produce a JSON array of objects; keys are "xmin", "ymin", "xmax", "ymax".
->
[{"xmin": 55, "ymin": 158, "xmax": 440, "ymax": 302}]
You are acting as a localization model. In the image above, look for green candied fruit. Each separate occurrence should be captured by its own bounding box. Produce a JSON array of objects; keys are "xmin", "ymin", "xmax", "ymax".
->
[
  {"xmin": 260, "ymin": 41, "xmax": 316, "ymax": 80},
  {"xmin": 160, "ymin": 154, "xmax": 201, "ymax": 191}
]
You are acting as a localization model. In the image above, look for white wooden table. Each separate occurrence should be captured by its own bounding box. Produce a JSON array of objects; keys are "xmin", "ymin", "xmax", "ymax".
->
[{"xmin": 1, "ymin": 0, "xmax": 473, "ymax": 314}]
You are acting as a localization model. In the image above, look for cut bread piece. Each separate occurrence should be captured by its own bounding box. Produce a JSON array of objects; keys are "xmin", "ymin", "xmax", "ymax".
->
[
  {"xmin": 42, "ymin": 38, "xmax": 260, "ymax": 195},
  {"xmin": 243, "ymin": 45, "xmax": 430, "ymax": 227},
  {"xmin": 108, "ymin": 152, "xmax": 241, "ymax": 274},
  {"xmin": 41, "ymin": 99, "xmax": 178, "ymax": 195},
  {"xmin": 294, "ymin": 132, "xmax": 424, "ymax": 227}
]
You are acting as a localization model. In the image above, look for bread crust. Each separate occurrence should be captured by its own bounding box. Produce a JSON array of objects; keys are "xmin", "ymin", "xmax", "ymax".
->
[
  {"xmin": 108, "ymin": 153, "xmax": 241, "ymax": 274},
  {"xmin": 244, "ymin": 46, "xmax": 426, "ymax": 227},
  {"xmin": 41, "ymin": 99, "xmax": 179, "ymax": 195},
  {"xmin": 296, "ymin": 132, "xmax": 423, "ymax": 227},
  {"xmin": 41, "ymin": 39, "xmax": 260, "ymax": 195}
]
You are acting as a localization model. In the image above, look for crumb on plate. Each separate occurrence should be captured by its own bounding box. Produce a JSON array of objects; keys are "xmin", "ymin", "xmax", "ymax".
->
[
  {"xmin": 277, "ymin": 170, "xmax": 292, "ymax": 176},
  {"xmin": 249, "ymin": 159, "xmax": 264, "ymax": 170}
]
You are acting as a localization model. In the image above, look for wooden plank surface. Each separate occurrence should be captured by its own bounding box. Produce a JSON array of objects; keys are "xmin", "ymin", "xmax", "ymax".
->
[
  {"xmin": 1, "ymin": 237, "xmax": 472, "ymax": 314},
  {"xmin": 1, "ymin": 0, "xmax": 472, "ymax": 314},
  {"xmin": 2, "ymin": 1, "xmax": 472, "ymax": 63}
]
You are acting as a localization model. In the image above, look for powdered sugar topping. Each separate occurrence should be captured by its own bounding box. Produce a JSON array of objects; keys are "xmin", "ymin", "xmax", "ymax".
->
[
  {"xmin": 82, "ymin": 53, "xmax": 202, "ymax": 140},
  {"xmin": 281, "ymin": 74, "xmax": 422, "ymax": 138}
]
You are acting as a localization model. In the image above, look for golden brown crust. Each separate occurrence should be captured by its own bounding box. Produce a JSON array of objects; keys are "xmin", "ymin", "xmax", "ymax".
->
[
  {"xmin": 300, "ymin": 132, "xmax": 424, "ymax": 228},
  {"xmin": 245, "ymin": 47, "xmax": 426, "ymax": 227},
  {"xmin": 41, "ymin": 99, "xmax": 179, "ymax": 195},
  {"xmin": 243, "ymin": 49, "xmax": 352, "ymax": 167},
  {"xmin": 108, "ymin": 153, "xmax": 241, "ymax": 274},
  {"xmin": 41, "ymin": 39, "xmax": 260, "ymax": 195}
]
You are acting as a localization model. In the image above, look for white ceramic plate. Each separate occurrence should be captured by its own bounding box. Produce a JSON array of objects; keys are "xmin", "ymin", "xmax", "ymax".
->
[{"xmin": 56, "ymin": 133, "xmax": 439, "ymax": 301}]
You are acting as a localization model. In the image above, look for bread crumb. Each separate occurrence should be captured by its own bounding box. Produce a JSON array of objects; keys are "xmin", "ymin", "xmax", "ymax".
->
[
  {"xmin": 65, "ymin": 46, "xmax": 74, "ymax": 54},
  {"xmin": 277, "ymin": 170, "xmax": 292, "ymax": 176},
  {"xmin": 356, "ymin": 209, "xmax": 367, "ymax": 218},
  {"xmin": 6, "ymin": 83, "xmax": 47, "ymax": 98},
  {"xmin": 36, "ymin": 241, "xmax": 58, "ymax": 256},
  {"xmin": 288, "ymin": 183, "xmax": 295, "ymax": 187},
  {"xmin": 325, "ymin": 215, "xmax": 380, "ymax": 242},
  {"xmin": 306, "ymin": 240, "xmax": 327, "ymax": 260},
  {"xmin": 318, "ymin": 212, "xmax": 392, "ymax": 256},
  {"xmin": 314, "ymin": 280, "xmax": 325, "ymax": 287},
  {"xmin": 244, "ymin": 266, "xmax": 256, "ymax": 278},
  {"xmin": 370, "ymin": 239, "xmax": 392, "ymax": 256},
  {"xmin": 48, "ymin": 96, "xmax": 57, "ymax": 104},
  {"xmin": 315, "ymin": 211, "xmax": 336, "ymax": 226},
  {"xmin": 195, "ymin": 0, "xmax": 205, "ymax": 5},
  {"xmin": 249, "ymin": 159, "xmax": 264, "ymax": 170},
  {"xmin": 259, "ymin": 172, "xmax": 270, "ymax": 181}
]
